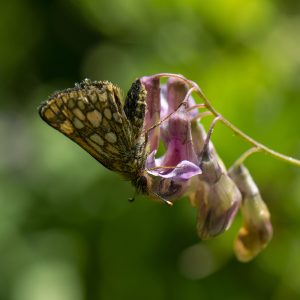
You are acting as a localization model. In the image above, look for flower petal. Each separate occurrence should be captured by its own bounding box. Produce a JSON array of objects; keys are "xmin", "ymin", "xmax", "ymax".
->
[
  {"xmin": 140, "ymin": 76, "xmax": 161, "ymax": 152},
  {"xmin": 189, "ymin": 143, "xmax": 241, "ymax": 239},
  {"xmin": 190, "ymin": 174, "xmax": 241, "ymax": 240},
  {"xmin": 148, "ymin": 160, "xmax": 201, "ymax": 180},
  {"xmin": 161, "ymin": 78, "xmax": 198, "ymax": 119}
]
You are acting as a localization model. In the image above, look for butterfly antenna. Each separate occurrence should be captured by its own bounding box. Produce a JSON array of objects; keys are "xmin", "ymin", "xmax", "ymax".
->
[
  {"xmin": 145, "ymin": 86, "xmax": 197, "ymax": 134},
  {"xmin": 152, "ymin": 192, "xmax": 173, "ymax": 207}
]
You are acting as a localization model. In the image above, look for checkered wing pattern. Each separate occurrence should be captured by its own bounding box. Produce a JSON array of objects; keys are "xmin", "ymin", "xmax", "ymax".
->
[{"xmin": 39, "ymin": 79, "xmax": 146, "ymax": 175}]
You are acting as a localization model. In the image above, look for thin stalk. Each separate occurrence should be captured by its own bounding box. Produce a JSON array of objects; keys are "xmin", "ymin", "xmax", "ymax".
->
[
  {"xmin": 232, "ymin": 147, "xmax": 261, "ymax": 168},
  {"xmin": 153, "ymin": 73, "xmax": 300, "ymax": 168},
  {"xmin": 201, "ymin": 94, "xmax": 300, "ymax": 167}
]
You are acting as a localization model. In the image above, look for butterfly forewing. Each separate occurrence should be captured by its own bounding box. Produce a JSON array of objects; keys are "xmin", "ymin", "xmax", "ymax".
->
[{"xmin": 39, "ymin": 80, "xmax": 136, "ymax": 173}]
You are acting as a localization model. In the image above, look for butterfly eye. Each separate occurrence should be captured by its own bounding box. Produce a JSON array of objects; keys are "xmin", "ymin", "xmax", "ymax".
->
[{"xmin": 135, "ymin": 175, "xmax": 149, "ymax": 194}]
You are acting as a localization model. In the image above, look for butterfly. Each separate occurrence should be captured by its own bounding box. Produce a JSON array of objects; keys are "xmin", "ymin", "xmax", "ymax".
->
[{"xmin": 39, "ymin": 79, "xmax": 154, "ymax": 198}]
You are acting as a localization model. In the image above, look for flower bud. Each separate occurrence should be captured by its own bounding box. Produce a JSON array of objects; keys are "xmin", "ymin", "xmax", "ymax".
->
[
  {"xmin": 190, "ymin": 120, "xmax": 227, "ymax": 172},
  {"xmin": 190, "ymin": 149, "xmax": 242, "ymax": 240},
  {"xmin": 229, "ymin": 164, "xmax": 273, "ymax": 262}
]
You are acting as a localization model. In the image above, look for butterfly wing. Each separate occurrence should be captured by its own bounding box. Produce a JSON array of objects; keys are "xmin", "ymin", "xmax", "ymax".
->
[{"xmin": 39, "ymin": 80, "xmax": 134, "ymax": 173}]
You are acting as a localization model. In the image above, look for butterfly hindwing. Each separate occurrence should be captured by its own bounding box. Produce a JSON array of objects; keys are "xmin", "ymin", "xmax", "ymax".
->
[{"xmin": 39, "ymin": 80, "xmax": 135, "ymax": 172}]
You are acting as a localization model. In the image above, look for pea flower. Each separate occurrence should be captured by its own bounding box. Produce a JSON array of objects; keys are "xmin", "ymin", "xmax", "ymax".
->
[
  {"xmin": 141, "ymin": 76, "xmax": 242, "ymax": 239},
  {"xmin": 140, "ymin": 76, "xmax": 201, "ymax": 202}
]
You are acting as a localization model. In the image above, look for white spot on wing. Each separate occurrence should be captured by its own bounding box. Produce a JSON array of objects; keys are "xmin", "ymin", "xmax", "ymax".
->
[
  {"xmin": 73, "ymin": 108, "xmax": 85, "ymax": 120},
  {"xmin": 60, "ymin": 120, "xmax": 74, "ymax": 134},
  {"xmin": 87, "ymin": 110, "xmax": 102, "ymax": 127},
  {"xmin": 90, "ymin": 93, "xmax": 98, "ymax": 103},
  {"xmin": 86, "ymin": 139, "xmax": 103, "ymax": 154},
  {"xmin": 113, "ymin": 112, "xmax": 122, "ymax": 123},
  {"xmin": 44, "ymin": 108, "xmax": 55, "ymax": 119},
  {"xmin": 98, "ymin": 94, "xmax": 107, "ymax": 102},
  {"xmin": 73, "ymin": 118, "xmax": 84, "ymax": 129},
  {"xmin": 67, "ymin": 99, "xmax": 75, "ymax": 109},
  {"xmin": 78, "ymin": 100, "xmax": 85, "ymax": 110},
  {"xmin": 90, "ymin": 133, "xmax": 104, "ymax": 146},
  {"xmin": 105, "ymin": 132, "xmax": 117, "ymax": 143},
  {"xmin": 104, "ymin": 108, "xmax": 112, "ymax": 120}
]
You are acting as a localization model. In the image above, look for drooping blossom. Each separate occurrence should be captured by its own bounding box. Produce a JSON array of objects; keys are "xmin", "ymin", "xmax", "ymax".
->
[
  {"xmin": 189, "ymin": 118, "xmax": 242, "ymax": 239},
  {"xmin": 189, "ymin": 148, "xmax": 242, "ymax": 239},
  {"xmin": 141, "ymin": 76, "xmax": 201, "ymax": 201},
  {"xmin": 229, "ymin": 164, "xmax": 273, "ymax": 262},
  {"xmin": 141, "ymin": 76, "xmax": 242, "ymax": 239}
]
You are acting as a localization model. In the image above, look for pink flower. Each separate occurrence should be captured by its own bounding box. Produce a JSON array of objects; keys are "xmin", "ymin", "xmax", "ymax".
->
[
  {"xmin": 124, "ymin": 73, "xmax": 274, "ymax": 259},
  {"xmin": 141, "ymin": 76, "xmax": 202, "ymax": 201},
  {"xmin": 189, "ymin": 148, "xmax": 242, "ymax": 240},
  {"xmin": 141, "ymin": 75, "xmax": 242, "ymax": 238}
]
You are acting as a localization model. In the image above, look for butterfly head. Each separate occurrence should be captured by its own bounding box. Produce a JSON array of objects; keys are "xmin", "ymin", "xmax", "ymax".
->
[{"xmin": 133, "ymin": 172, "xmax": 173, "ymax": 206}]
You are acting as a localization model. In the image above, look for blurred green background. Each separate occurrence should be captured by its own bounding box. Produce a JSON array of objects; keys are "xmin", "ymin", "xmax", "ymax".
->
[{"xmin": 1, "ymin": 0, "xmax": 300, "ymax": 299}]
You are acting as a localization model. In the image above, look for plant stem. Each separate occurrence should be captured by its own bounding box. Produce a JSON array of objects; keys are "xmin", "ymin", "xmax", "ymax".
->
[
  {"xmin": 153, "ymin": 73, "xmax": 300, "ymax": 168},
  {"xmin": 198, "ymin": 91, "xmax": 300, "ymax": 167},
  {"xmin": 232, "ymin": 147, "xmax": 261, "ymax": 168}
]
